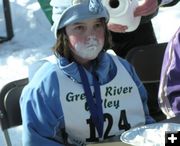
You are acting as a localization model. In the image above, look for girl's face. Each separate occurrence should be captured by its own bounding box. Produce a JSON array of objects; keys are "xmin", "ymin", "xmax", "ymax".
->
[{"xmin": 65, "ymin": 18, "xmax": 105, "ymax": 65}]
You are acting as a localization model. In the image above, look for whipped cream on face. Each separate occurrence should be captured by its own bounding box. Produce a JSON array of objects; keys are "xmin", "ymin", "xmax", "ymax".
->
[{"xmin": 74, "ymin": 35, "xmax": 103, "ymax": 60}]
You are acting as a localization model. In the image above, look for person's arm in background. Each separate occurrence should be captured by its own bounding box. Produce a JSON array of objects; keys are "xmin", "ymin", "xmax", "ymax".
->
[
  {"xmin": 108, "ymin": 0, "xmax": 160, "ymax": 32},
  {"xmin": 134, "ymin": 0, "xmax": 159, "ymax": 17},
  {"xmin": 108, "ymin": 0, "xmax": 180, "ymax": 32},
  {"xmin": 108, "ymin": 0, "xmax": 179, "ymax": 33},
  {"xmin": 161, "ymin": 0, "xmax": 179, "ymax": 6},
  {"xmin": 158, "ymin": 27, "xmax": 180, "ymax": 118}
]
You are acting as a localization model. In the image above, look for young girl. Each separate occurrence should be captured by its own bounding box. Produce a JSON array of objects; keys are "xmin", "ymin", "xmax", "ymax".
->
[{"xmin": 20, "ymin": 0, "xmax": 154, "ymax": 146}]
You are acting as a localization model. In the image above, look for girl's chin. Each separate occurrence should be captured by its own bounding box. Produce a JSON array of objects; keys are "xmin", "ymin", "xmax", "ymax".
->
[{"xmin": 81, "ymin": 55, "xmax": 98, "ymax": 60}]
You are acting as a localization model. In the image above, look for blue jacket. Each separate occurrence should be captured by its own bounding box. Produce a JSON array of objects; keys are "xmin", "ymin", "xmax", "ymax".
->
[{"xmin": 20, "ymin": 51, "xmax": 154, "ymax": 146}]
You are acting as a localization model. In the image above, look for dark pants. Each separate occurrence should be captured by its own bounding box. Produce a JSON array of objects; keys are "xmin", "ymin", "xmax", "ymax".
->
[{"xmin": 110, "ymin": 21, "xmax": 157, "ymax": 58}]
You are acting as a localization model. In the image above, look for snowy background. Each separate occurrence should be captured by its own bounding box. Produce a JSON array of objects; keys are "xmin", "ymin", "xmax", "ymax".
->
[{"xmin": 0, "ymin": 0, "xmax": 180, "ymax": 146}]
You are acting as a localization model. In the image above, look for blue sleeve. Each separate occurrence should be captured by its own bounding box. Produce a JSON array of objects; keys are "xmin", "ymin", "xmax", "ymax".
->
[
  {"xmin": 20, "ymin": 64, "xmax": 65, "ymax": 146},
  {"xmin": 118, "ymin": 57, "xmax": 155, "ymax": 124},
  {"xmin": 159, "ymin": 28, "xmax": 180, "ymax": 116}
]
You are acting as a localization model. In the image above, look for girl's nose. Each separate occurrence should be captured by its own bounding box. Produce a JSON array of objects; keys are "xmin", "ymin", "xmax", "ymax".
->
[
  {"xmin": 87, "ymin": 35, "xmax": 96, "ymax": 41},
  {"xmin": 87, "ymin": 27, "xmax": 96, "ymax": 36}
]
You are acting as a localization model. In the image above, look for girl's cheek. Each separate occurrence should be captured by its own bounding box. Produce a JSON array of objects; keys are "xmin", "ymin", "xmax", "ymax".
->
[
  {"xmin": 98, "ymin": 35, "xmax": 104, "ymax": 43},
  {"xmin": 68, "ymin": 36, "xmax": 85, "ymax": 49},
  {"xmin": 99, "ymin": 38, "xmax": 104, "ymax": 46},
  {"xmin": 95, "ymin": 28, "xmax": 105, "ymax": 39},
  {"xmin": 97, "ymin": 32, "xmax": 105, "ymax": 44}
]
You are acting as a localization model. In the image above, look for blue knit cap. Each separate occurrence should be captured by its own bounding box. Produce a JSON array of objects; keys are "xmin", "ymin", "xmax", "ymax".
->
[{"xmin": 50, "ymin": 0, "xmax": 109, "ymax": 38}]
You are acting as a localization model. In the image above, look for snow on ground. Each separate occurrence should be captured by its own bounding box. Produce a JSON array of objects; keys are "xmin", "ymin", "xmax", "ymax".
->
[
  {"xmin": 0, "ymin": 0, "xmax": 180, "ymax": 146},
  {"xmin": 0, "ymin": 0, "xmax": 55, "ymax": 145},
  {"xmin": 0, "ymin": 0, "xmax": 55, "ymax": 90}
]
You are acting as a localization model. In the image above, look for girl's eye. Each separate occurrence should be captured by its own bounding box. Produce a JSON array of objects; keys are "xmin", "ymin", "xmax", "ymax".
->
[
  {"xmin": 94, "ymin": 23, "xmax": 103, "ymax": 29},
  {"xmin": 74, "ymin": 25, "xmax": 85, "ymax": 31}
]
